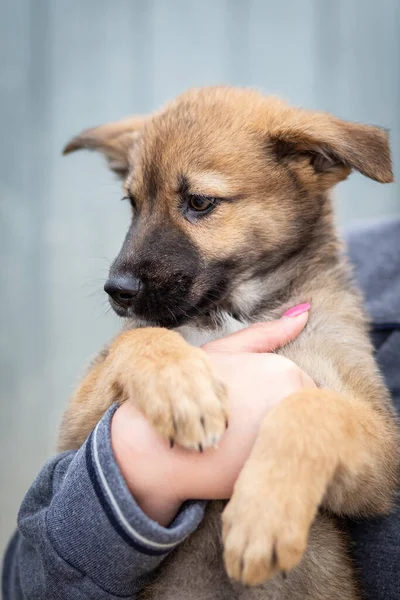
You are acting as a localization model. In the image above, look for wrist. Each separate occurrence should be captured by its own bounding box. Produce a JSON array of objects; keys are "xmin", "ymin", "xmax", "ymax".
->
[{"xmin": 111, "ymin": 403, "xmax": 183, "ymax": 526}]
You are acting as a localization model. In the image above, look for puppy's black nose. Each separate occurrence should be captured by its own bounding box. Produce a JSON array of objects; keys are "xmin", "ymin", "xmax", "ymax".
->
[{"xmin": 104, "ymin": 275, "xmax": 142, "ymax": 308}]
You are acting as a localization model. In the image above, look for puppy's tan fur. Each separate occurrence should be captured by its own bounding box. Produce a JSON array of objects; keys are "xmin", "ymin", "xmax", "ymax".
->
[{"xmin": 60, "ymin": 87, "xmax": 399, "ymax": 599}]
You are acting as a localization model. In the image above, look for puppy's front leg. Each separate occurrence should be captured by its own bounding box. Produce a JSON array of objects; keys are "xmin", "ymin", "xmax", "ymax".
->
[
  {"xmin": 59, "ymin": 327, "xmax": 228, "ymax": 453},
  {"xmin": 222, "ymin": 388, "xmax": 399, "ymax": 586},
  {"xmin": 58, "ymin": 354, "xmax": 111, "ymax": 451}
]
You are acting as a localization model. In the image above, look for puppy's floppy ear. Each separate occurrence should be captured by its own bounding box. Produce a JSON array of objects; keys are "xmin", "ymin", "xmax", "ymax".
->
[
  {"xmin": 63, "ymin": 116, "xmax": 147, "ymax": 178},
  {"xmin": 270, "ymin": 109, "xmax": 393, "ymax": 184}
]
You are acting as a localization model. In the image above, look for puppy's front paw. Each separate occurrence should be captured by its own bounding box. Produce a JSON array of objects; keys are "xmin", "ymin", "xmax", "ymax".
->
[
  {"xmin": 109, "ymin": 328, "xmax": 228, "ymax": 450},
  {"xmin": 222, "ymin": 461, "xmax": 318, "ymax": 586},
  {"xmin": 142, "ymin": 345, "xmax": 228, "ymax": 450}
]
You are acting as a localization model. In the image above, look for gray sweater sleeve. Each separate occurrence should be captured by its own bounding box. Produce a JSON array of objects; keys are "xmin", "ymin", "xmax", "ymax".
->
[{"xmin": 2, "ymin": 405, "xmax": 206, "ymax": 599}]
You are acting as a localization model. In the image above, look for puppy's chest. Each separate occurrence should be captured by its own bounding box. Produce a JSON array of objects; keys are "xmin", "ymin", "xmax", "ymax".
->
[{"xmin": 177, "ymin": 314, "xmax": 250, "ymax": 347}]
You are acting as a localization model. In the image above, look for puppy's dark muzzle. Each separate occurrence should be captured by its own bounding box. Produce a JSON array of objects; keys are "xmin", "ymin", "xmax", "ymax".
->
[{"xmin": 104, "ymin": 275, "xmax": 142, "ymax": 309}]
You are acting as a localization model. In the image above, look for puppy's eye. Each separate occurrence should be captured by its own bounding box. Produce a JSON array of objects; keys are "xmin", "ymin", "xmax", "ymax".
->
[
  {"xmin": 187, "ymin": 195, "xmax": 216, "ymax": 215},
  {"xmin": 122, "ymin": 194, "xmax": 137, "ymax": 210}
]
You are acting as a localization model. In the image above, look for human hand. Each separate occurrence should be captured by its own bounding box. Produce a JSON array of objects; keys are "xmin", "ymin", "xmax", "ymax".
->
[{"xmin": 111, "ymin": 307, "xmax": 315, "ymax": 525}]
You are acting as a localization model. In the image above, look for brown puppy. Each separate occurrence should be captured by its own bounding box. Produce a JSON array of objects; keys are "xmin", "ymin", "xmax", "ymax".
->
[{"xmin": 59, "ymin": 87, "xmax": 399, "ymax": 599}]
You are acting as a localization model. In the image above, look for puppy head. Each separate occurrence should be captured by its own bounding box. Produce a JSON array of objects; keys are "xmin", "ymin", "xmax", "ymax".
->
[{"xmin": 64, "ymin": 87, "xmax": 393, "ymax": 327}]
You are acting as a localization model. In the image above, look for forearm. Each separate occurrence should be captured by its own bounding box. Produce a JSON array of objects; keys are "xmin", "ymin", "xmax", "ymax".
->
[{"xmin": 111, "ymin": 405, "xmax": 184, "ymax": 526}]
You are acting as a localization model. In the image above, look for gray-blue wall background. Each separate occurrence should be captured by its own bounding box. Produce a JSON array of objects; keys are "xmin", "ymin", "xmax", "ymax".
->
[{"xmin": 1, "ymin": 0, "xmax": 399, "ymax": 554}]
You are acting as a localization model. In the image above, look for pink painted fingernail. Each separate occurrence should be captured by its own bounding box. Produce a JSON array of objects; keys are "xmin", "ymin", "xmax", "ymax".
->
[{"xmin": 282, "ymin": 303, "xmax": 311, "ymax": 318}]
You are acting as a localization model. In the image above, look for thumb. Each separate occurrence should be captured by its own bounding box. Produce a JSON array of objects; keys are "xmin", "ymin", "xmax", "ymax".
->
[{"xmin": 202, "ymin": 305, "xmax": 310, "ymax": 353}]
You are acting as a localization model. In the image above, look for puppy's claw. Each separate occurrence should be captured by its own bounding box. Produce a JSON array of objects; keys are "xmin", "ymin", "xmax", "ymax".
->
[
  {"xmin": 225, "ymin": 417, "xmax": 229, "ymax": 429},
  {"xmin": 282, "ymin": 570, "xmax": 288, "ymax": 581},
  {"xmin": 169, "ymin": 437, "xmax": 174, "ymax": 449},
  {"xmin": 239, "ymin": 557, "xmax": 245, "ymax": 580},
  {"xmin": 271, "ymin": 542, "xmax": 278, "ymax": 569},
  {"xmin": 198, "ymin": 443, "xmax": 203, "ymax": 453}
]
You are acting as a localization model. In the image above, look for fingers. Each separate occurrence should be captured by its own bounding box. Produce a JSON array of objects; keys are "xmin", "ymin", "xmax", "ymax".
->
[{"xmin": 202, "ymin": 307, "xmax": 310, "ymax": 354}]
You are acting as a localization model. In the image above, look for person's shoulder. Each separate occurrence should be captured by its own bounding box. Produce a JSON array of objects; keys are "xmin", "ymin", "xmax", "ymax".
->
[{"xmin": 345, "ymin": 217, "xmax": 400, "ymax": 326}]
